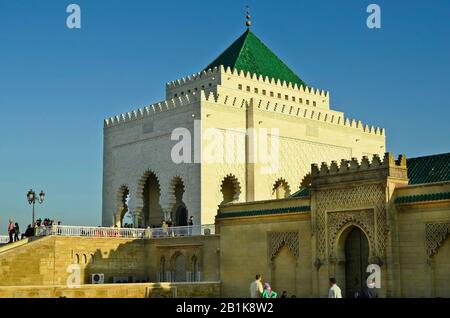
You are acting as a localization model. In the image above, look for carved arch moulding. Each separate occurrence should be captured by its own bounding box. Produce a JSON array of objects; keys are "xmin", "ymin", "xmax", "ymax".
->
[
  {"xmin": 426, "ymin": 222, "xmax": 450, "ymax": 257},
  {"xmin": 268, "ymin": 232, "xmax": 299, "ymax": 261}
]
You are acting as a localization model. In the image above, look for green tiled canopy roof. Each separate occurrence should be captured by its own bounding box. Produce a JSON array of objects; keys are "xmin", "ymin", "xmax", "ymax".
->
[
  {"xmin": 205, "ymin": 29, "xmax": 306, "ymax": 87},
  {"xmin": 407, "ymin": 153, "xmax": 450, "ymax": 185},
  {"xmin": 290, "ymin": 187, "xmax": 310, "ymax": 198}
]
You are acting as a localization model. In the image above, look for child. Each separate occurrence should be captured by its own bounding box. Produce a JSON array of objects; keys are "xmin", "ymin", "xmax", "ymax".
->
[{"xmin": 262, "ymin": 283, "xmax": 278, "ymax": 298}]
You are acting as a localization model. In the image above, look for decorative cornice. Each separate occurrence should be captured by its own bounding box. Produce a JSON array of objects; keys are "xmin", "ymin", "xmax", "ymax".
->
[
  {"xmin": 395, "ymin": 192, "xmax": 450, "ymax": 205},
  {"xmin": 216, "ymin": 206, "xmax": 310, "ymax": 219},
  {"xmin": 312, "ymin": 153, "xmax": 406, "ymax": 178},
  {"xmin": 166, "ymin": 65, "xmax": 328, "ymax": 99}
]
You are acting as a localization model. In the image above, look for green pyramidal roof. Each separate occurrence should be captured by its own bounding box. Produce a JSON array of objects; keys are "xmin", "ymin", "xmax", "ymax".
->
[{"xmin": 205, "ymin": 29, "xmax": 306, "ymax": 87}]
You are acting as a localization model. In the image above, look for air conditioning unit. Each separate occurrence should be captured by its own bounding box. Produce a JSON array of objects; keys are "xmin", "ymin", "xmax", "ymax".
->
[{"xmin": 91, "ymin": 273, "xmax": 105, "ymax": 284}]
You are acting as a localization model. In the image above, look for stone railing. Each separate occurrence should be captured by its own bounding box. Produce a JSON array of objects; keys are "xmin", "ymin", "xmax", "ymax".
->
[
  {"xmin": 30, "ymin": 224, "xmax": 215, "ymax": 240},
  {"xmin": 55, "ymin": 225, "xmax": 147, "ymax": 239}
]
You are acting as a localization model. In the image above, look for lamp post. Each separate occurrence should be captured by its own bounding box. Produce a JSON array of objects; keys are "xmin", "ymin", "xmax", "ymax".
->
[{"xmin": 27, "ymin": 189, "xmax": 45, "ymax": 224}]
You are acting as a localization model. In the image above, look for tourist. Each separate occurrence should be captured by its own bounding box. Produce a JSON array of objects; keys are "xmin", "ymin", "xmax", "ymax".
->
[
  {"xmin": 145, "ymin": 226, "xmax": 152, "ymax": 239},
  {"xmin": 280, "ymin": 291, "xmax": 288, "ymax": 298},
  {"xmin": 328, "ymin": 278, "xmax": 342, "ymax": 298},
  {"xmin": 21, "ymin": 224, "xmax": 34, "ymax": 239},
  {"xmin": 57, "ymin": 221, "xmax": 62, "ymax": 235},
  {"xmin": 188, "ymin": 216, "xmax": 194, "ymax": 236},
  {"xmin": 262, "ymin": 283, "xmax": 278, "ymax": 298},
  {"xmin": 39, "ymin": 221, "xmax": 47, "ymax": 236},
  {"xmin": 14, "ymin": 223, "xmax": 20, "ymax": 242},
  {"xmin": 249, "ymin": 274, "xmax": 264, "ymax": 298},
  {"xmin": 161, "ymin": 220, "xmax": 168, "ymax": 237},
  {"xmin": 8, "ymin": 219, "xmax": 14, "ymax": 243},
  {"xmin": 166, "ymin": 219, "xmax": 174, "ymax": 237}
]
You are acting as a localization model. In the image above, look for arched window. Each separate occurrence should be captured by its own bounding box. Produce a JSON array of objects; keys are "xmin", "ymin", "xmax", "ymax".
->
[
  {"xmin": 173, "ymin": 253, "xmax": 186, "ymax": 282},
  {"xmin": 117, "ymin": 185, "xmax": 131, "ymax": 228},
  {"xmin": 160, "ymin": 257, "xmax": 166, "ymax": 282},
  {"xmin": 300, "ymin": 173, "xmax": 311, "ymax": 189},
  {"xmin": 171, "ymin": 177, "xmax": 188, "ymax": 226},
  {"xmin": 220, "ymin": 175, "xmax": 241, "ymax": 205},
  {"xmin": 191, "ymin": 255, "xmax": 199, "ymax": 282},
  {"xmin": 272, "ymin": 179, "xmax": 291, "ymax": 199},
  {"xmin": 140, "ymin": 171, "xmax": 163, "ymax": 228}
]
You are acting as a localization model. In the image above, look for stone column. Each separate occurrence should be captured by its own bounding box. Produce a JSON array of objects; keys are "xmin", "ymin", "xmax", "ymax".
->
[
  {"xmin": 129, "ymin": 195, "xmax": 144, "ymax": 228},
  {"xmin": 160, "ymin": 180, "xmax": 175, "ymax": 222}
]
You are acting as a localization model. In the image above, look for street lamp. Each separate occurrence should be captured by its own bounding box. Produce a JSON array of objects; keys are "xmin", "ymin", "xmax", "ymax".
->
[{"xmin": 27, "ymin": 189, "xmax": 45, "ymax": 224}]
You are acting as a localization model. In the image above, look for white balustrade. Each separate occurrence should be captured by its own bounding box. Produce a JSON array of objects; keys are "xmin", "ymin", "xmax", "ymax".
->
[{"xmin": 16, "ymin": 224, "xmax": 216, "ymax": 240}]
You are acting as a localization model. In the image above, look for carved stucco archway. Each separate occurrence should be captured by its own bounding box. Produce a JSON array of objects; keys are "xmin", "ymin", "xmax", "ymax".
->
[
  {"xmin": 169, "ymin": 176, "xmax": 189, "ymax": 225},
  {"xmin": 300, "ymin": 173, "xmax": 311, "ymax": 189},
  {"xmin": 268, "ymin": 232, "xmax": 299, "ymax": 295},
  {"xmin": 272, "ymin": 178, "xmax": 291, "ymax": 199},
  {"xmin": 115, "ymin": 185, "xmax": 130, "ymax": 227},
  {"xmin": 135, "ymin": 170, "xmax": 162, "ymax": 228},
  {"xmin": 268, "ymin": 232, "xmax": 299, "ymax": 261},
  {"xmin": 334, "ymin": 224, "xmax": 371, "ymax": 298},
  {"xmin": 334, "ymin": 222, "xmax": 373, "ymax": 263},
  {"xmin": 169, "ymin": 177, "xmax": 185, "ymax": 208},
  {"xmin": 220, "ymin": 174, "xmax": 242, "ymax": 205},
  {"xmin": 426, "ymin": 222, "xmax": 450, "ymax": 257},
  {"xmin": 314, "ymin": 184, "xmax": 387, "ymax": 263},
  {"xmin": 328, "ymin": 211, "xmax": 375, "ymax": 261}
]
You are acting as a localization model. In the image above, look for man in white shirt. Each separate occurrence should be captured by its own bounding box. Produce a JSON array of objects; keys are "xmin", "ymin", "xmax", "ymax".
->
[
  {"xmin": 328, "ymin": 278, "xmax": 342, "ymax": 298},
  {"xmin": 250, "ymin": 274, "xmax": 264, "ymax": 298}
]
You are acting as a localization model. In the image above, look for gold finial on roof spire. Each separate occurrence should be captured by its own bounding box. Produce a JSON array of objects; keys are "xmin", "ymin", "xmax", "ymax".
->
[{"xmin": 246, "ymin": 5, "xmax": 251, "ymax": 28}]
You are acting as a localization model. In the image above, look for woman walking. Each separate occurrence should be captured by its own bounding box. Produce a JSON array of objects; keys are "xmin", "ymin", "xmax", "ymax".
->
[
  {"xmin": 14, "ymin": 223, "xmax": 20, "ymax": 242},
  {"xmin": 8, "ymin": 219, "xmax": 14, "ymax": 243}
]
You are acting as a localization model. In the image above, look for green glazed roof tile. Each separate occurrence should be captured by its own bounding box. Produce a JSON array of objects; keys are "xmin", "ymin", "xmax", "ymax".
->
[
  {"xmin": 205, "ymin": 29, "xmax": 306, "ymax": 87},
  {"xmin": 217, "ymin": 205, "xmax": 310, "ymax": 219},
  {"xmin": 290, "ymin": 187, "xmax": 310, "ymax": 198},
  {"xmin": 407, "ymin": 153, "xmax": 450, "ymax": 185},
  {"xmin": 394, "ymin": 192, "xmax": 450, "ymax": 204}
]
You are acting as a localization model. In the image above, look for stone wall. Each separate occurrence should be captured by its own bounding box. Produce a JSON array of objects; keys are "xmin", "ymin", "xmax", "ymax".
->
[
  {"xmin": 103, "ymin": 66, "xmax": 386, "ymax": 228},
  {"xmin": 0, "ymin": 235, "xmax": 220, "ymax": 290},
  {"xmin": 0, "ymin": 282, "xmax": 221, "ymax": 298},
  {"xmin": 217, "ymin": 198, "xmax": 312, "ymax": 298},
  {"xmin": 394, "ymin": 182, "xmax": 450, "ymax": 297},
  {"xmin": 146, "ymin": 235, "xmax": 220, "ymax": 283},
  {"xmin": 0, "ymin": 236, "xmax": 57, "ymax": 286}
]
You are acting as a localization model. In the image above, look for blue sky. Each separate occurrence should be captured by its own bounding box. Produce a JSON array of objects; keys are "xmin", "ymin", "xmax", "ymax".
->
[{"xmin": 0, "ymin": 0, "xmax": 449, "ymax": 234}]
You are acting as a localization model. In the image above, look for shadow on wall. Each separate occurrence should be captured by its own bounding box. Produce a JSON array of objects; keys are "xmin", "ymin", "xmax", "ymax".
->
[
  {"xmin": 75, "ymin": 239, "xmax": 149, "ymax": 285},
  {"xmin": 70, "ymin": 238, "xmax": 217, "ymax": 298}
]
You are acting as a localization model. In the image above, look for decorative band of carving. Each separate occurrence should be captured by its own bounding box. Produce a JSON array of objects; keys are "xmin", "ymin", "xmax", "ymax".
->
[
  {"xmin": 327, "ymin": 210, "xmax": 374, "ymax": 258},
  {"xmin": 426, "ymin": 222, "xmax": 450, "ymax": 257},
  {"xmin": 268, "ymin": 232, "xmax": 299, "ymax": 260}
]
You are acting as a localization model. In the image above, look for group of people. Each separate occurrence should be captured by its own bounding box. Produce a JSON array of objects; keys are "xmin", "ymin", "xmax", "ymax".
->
[
  {"xmin": 249, "ymin": 274, "xmax": 378, "ymax": 299},
  {"xmin": 250, "ymin": 274, "xmax": 278, "ymax": 298},
  {"xmin": 7, "ymin": 219, "xmax": 20, "ymax": 243},
  {"xmin": 158, "ymin": 216, "xmax": 194, "ymax": 237},
  {"xmin": 6, "ymin": 218, "xmax": 62, "ymax": 243},
  {"xmin": 328, "ymin": 277, "xmax": 378, "ymax": 299}
]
